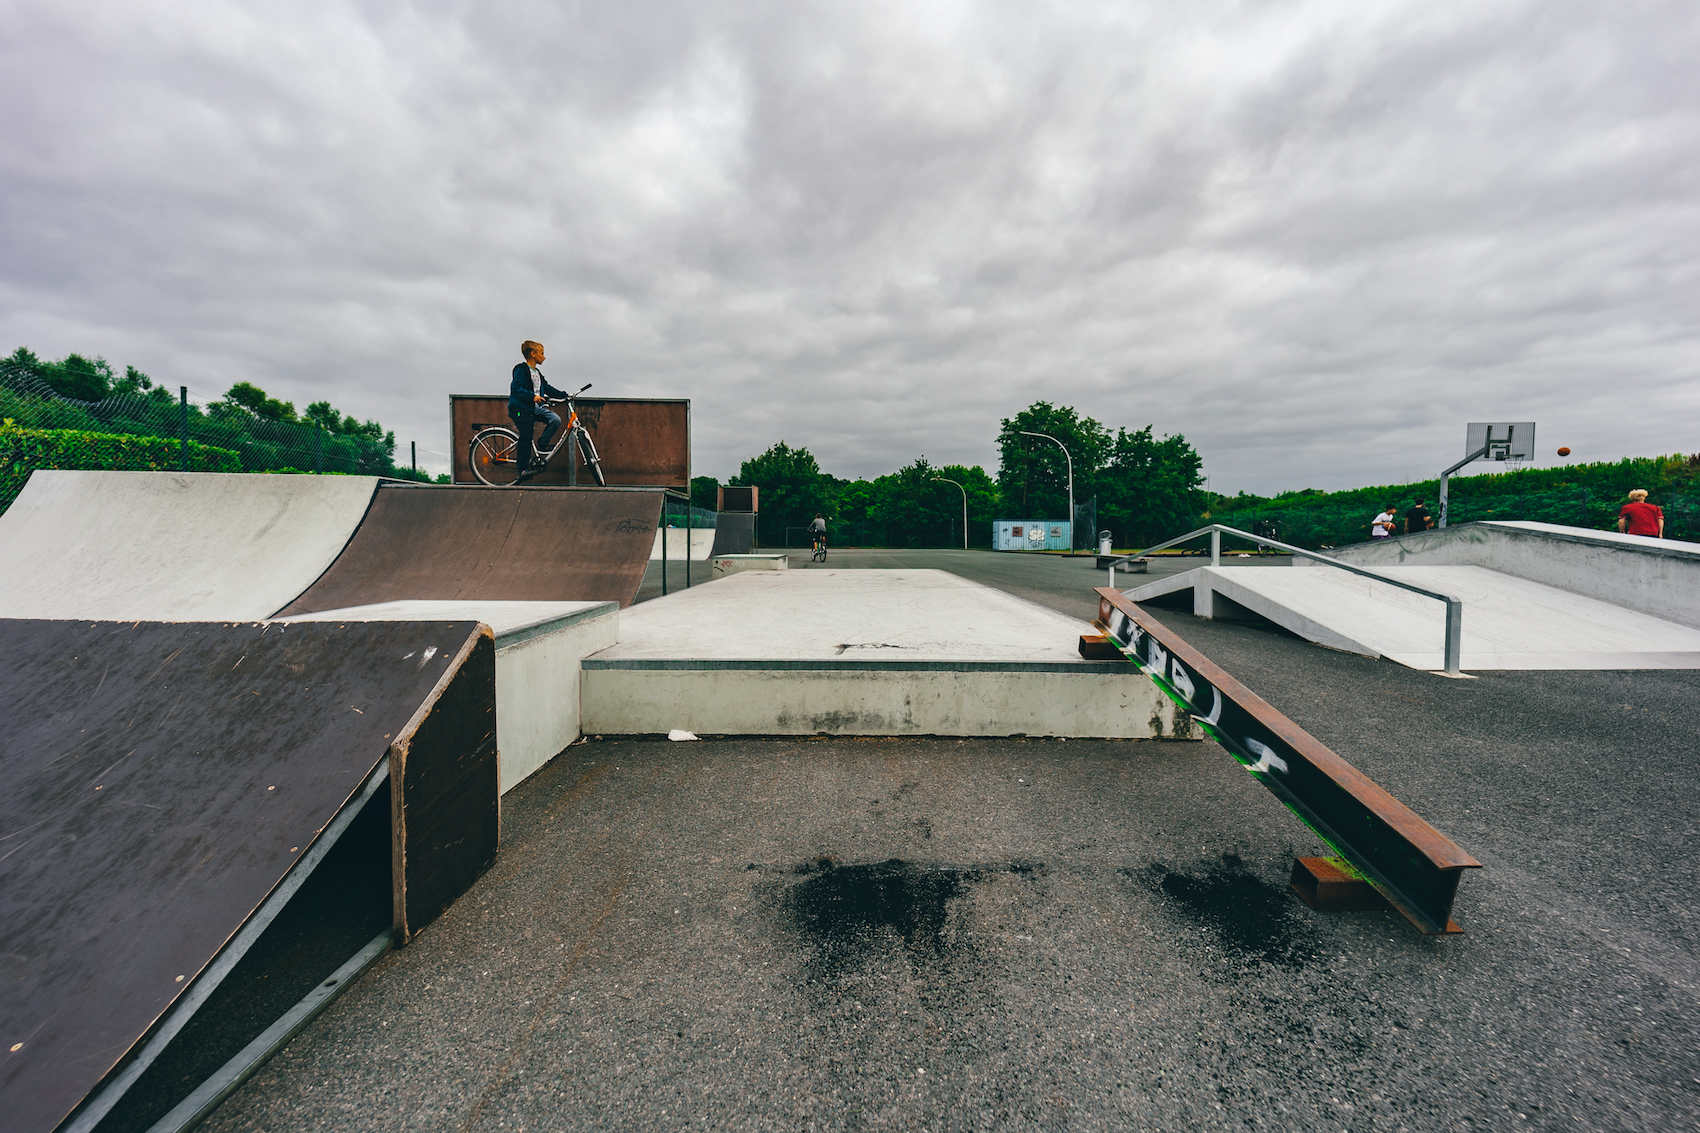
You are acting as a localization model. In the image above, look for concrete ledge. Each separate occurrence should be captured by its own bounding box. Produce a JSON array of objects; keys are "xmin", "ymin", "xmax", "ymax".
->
[
  {"xmin": 279, "ymin": 599, "xmax": 618, "ymax": 793},
  {"xmin": 580, "ymin": 666, "xmax": 1188, "ymax": 738},
  {"xmin": 711, "ymin": 553, "xmax": 788, "ymax": 577}
]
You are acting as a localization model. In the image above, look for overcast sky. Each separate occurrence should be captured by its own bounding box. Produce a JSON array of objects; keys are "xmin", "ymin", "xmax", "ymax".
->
[{"xmin": 3, "ymin": 0, "xmax": 1696, "ymax": 491}]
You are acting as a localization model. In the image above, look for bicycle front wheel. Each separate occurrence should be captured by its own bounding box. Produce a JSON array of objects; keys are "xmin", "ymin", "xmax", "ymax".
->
[
  {"xmin": 577, "ymin": 432, "xmax": 607, "ymax": 487},
  {"xmin": 469, "ymin": 427, "xmax": 523, "ymax": 486}
]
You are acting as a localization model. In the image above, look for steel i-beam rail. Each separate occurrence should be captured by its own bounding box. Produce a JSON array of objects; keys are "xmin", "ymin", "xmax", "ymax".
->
[{"xmin": 1095, "ymin": 587, "xmax": 1481, "ymax": 934}]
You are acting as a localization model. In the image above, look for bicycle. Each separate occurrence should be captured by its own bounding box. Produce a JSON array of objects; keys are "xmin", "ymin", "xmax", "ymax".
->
[
  {"xmin": 811, "ymin": 530, "xmax": 827, "ymax": 562},
  {"xmin": 468, "ymin": 383, "xmax": 606, "ymax": 487}
]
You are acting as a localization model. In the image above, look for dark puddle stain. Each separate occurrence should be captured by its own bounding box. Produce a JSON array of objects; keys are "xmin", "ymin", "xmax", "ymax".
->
[
  {"xmin": 1126, "ymin": 853, "xmax": 1317, "ymax": 969},
  {"xmin": 781, "ymin": 857, "xmax": 1040, "ymax": 980}
]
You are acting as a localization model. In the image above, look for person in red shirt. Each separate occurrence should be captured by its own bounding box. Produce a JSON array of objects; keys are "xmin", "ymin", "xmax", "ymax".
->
[{"xmin": 1617, "ymin": 489, "xmax": 1664, "ymax": 537}]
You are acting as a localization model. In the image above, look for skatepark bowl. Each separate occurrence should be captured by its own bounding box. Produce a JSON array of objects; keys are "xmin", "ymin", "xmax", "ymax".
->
[{"xmin": 2, "ymin": 472, "xmax": 1699, "ymax": 1131}]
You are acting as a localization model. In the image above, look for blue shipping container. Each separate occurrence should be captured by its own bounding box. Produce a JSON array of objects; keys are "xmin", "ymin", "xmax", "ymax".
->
[{"xmin": 992, "ymin": 519, "xmax": 1071, "ymax": 552}]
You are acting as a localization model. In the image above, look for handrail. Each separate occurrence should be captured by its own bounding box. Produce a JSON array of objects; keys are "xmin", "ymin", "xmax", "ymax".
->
[{"xmin": 1106, "ymin": 523, "xmax": 1465, "ymax": 674}]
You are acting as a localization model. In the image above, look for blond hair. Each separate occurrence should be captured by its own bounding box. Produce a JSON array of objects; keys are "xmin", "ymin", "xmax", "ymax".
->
[
  {"xmin": 1628, "ymin": 488, "xmax": 1649, "ymax": 501},
  {"xmin": 521, "ymin": 340, "xmax": 543, "ymax": 360}
]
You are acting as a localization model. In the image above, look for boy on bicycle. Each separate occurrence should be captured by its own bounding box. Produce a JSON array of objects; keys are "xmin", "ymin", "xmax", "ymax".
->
[
  {"xmin": 510, "ymin": 340, "xmax": 568, "ymax": 482},
  {"xmin": 810, "ymin": 513, "xmax": 827, "ymax": 559}
]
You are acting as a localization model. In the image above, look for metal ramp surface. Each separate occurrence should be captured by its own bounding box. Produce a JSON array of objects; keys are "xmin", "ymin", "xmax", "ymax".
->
[{"xmin": 1128, "ymin": 564, "xmax": 1700, "ymax": 670}]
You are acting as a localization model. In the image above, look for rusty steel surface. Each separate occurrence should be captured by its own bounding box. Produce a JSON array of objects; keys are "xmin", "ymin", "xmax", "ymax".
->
[
  {"xmin": 276, "ymin": 483, "xmax": 665, "ymax": 614},
  {"xmin": 0, "ymin": 618, "xmax": 491, "ymax": 1133},
  {"xmin": 450, "ymin": 395, "xmax": 689, "ymax": 488},
  {"xmin": 1096, "ymin": 588, "xmax": 1480, "ymax": 934}
]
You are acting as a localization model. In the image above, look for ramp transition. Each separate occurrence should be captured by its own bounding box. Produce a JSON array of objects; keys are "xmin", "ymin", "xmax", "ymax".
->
[
  {"xmin": 0, "ymin": 471, "xmax": 379, "ymax": 621},
  {"xmin": 1130, "ymin": 564, "xmax": 1700, "ymax": 670},
  {"xmin": 0, "ymin": 618, "xmax": 497, "ymax": 1133},
  {"xmin": 278, "ymin": 483, "xmax": 665, "ymax": 615}
]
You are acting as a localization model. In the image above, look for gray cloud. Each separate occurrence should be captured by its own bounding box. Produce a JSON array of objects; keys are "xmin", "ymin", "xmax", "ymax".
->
[{"xmin": 2, "ymin": 0, "xmax": 1695, "ymax": 490}]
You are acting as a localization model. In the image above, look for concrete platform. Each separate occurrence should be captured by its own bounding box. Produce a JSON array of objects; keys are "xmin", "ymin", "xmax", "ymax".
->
[
  {"xmin": 0, "ymin": 470, "xmax": 379, "ymax": 620},
  {"xmin": 1130, "ymin": 564, "xmax": 1700, "ymax": 670},
  {"xmin": 581, "ymin": 569, "xmax": 1184, "ymax": 737},
  {"xmin": 280, "ymin": 600, "xmax": 617, "ymax": 792}
]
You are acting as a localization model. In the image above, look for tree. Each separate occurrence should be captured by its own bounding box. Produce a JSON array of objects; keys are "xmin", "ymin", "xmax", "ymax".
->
[
  {"xmin": 223, "ymin": 381, "xmax": 297, "ymax": 422},
  {"xmin": 1097, "ymin": 425, "xmax": 1205, "ymax": 548},
  {"xmin": 690, "ymin": 475, "xmax": 720, "ymax": 512},
  {"xmin": 995, "ymin": 402, "xmax": 1111, "ymax": 522},
  {"xmin": 730, "ymin": 441, "xmax": 828, "ymax": 545},
  {"xmin": 865, "ymin": 459, "xmax": 999, "ymax": 547}
]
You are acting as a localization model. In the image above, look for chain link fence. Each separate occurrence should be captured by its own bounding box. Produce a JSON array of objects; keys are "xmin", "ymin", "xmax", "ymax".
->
[{"xmin": 1, "ymin": 357, "xmax": 417, "ymax": 513}]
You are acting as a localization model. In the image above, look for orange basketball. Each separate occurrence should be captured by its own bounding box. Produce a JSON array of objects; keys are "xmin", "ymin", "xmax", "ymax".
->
[{"xmin": 1557, "ymin": 446, "xmax": 1571, "ymax": 456}]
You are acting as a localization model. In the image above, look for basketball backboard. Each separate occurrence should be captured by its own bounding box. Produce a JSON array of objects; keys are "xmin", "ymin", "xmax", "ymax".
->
[{"xmin": 1465, "ymin": 422, "xmax": 1535, "ymax": 463}]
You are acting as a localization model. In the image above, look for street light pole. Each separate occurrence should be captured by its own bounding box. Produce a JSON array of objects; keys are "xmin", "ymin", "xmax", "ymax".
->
[
  {"xmin": 1018, "ymin": 430, "xmax": 1073, "ymax": 550},
  {"xmin": 933, "ymin": 476, "xmax": 967, "ymax": 549}
]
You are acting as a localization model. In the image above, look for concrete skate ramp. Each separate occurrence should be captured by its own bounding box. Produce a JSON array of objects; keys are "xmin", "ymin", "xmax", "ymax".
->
[
  {"xmin": 1313, "ymin": 521, "xmax": 1700, "ymax": 629},
  {"xmin": 1130, "ymin": 564, "xmax": 1700, "ymax": 670},
  {"xmin": 277, "ymin": 484, "xmax": 664, "ymax": 615},
  {"xmin": 0, "ymin": 618, "xmax": 497, "ymax": 1133},
  {"xmin": 0, "ymin": 471, "xmax": 379, "ymax": 621}
]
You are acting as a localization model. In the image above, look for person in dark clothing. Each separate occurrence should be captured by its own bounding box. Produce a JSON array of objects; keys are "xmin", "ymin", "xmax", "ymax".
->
[
  {"xmin": 509, "ymin": 340, "xmax": 567, "ymax": 482},
  {"xmin": 1405, "ymin": 499, "xmax": 1433, "ymax": 535}
]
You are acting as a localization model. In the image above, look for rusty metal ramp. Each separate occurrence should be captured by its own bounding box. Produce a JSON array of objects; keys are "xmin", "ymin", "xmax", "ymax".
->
[
  {"xmin": 276, "ymin": 484, "xmax": 665, "ymax": 615},
  {"xmin": 0, "ymin": 618, "xmax": 497, "ymax": 1133}
]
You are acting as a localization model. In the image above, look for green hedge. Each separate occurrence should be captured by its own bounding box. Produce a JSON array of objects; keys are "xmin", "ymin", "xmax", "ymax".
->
[
  {"xmin": 1, "ymin": 424, "xmax": 240, "ymax": 513},
  {"xmin": 1208, "ymin": 455, "xmax": 1700, "ymax": 549}
]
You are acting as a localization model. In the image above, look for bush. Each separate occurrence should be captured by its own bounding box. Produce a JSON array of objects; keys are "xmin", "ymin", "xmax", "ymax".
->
[
  {"xmin": 1208, "ymin": 456, "xmax": 1700, "ymax": 549},
  {"xmin": 1, "ymin": 423, "xmax": 239, "ymax": 513}
]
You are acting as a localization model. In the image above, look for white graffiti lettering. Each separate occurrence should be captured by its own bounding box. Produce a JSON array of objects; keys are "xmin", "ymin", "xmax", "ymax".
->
[
  {"xmin": 1168, "ymin": 659, "xmax": 1195, "ymax": 703},
  {"xmin": 1244, "ymin": 738, "xmax": 1288, "ymax": 776},
  {"xmin": 1200, "ymin": 686, "xmax": 1224, "ymax": 726}
]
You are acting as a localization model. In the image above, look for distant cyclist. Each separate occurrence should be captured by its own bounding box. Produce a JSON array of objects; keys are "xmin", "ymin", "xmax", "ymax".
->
[
  {"xmin": 809, "ymin": 513, "xmax": 827, "ymax": 561},
  {"xmin": 509, "ymin": 340, "xmax": 568, "ymax": 482}
]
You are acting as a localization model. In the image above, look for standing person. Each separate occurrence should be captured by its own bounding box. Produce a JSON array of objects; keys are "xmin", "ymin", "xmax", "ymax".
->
[
  {"xmin": 509, "ymin": 340, "xmax": 567, "ymax": 483},
  {"xmin": 1617, "ymin": 489, "xmax": 1665, "ymax": 538},
  {"xmin": 1405, "ymin": 498, "xmax": 1433, "ymax": 535},
  {"xmin": 1371, "ymin": 505, "xmax": 1395, "ymax": 539}
]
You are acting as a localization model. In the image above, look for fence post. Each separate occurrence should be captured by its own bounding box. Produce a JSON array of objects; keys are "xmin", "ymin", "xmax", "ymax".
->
[
  {"xmin": 661, "ymin": 499, "xmax": 668, "ymax": 596},
  {"xmin": 315, "ymin": 424, "xmax": 323, "ymax": 474},
  {"xmin": 179, "ymin": 387, "xmax": 188, "ymax": 470},
  {"xmin": 411, "ymin": 441, "xmax": 417, "ymax": 474}
]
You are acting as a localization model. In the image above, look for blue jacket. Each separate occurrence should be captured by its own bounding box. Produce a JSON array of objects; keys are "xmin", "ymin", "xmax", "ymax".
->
[{"xmin": 509, "ymin": 363, "xmax": 567, "ymax": 416}]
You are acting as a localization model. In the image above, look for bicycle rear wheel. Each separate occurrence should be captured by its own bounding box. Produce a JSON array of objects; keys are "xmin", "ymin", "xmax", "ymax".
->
[
  {"xmin": 469, "ymin": 427, "xmax": 523, "ymax": 486},
  {"xmin": 577, "ymin": 431, "xmax": 607, "ymax": 487}
]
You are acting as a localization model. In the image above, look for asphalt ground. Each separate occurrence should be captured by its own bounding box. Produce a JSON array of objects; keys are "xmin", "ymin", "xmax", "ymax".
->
[{"xmin": 205, "ymin": 549, "xmax": 1699, "ymax": 1132}]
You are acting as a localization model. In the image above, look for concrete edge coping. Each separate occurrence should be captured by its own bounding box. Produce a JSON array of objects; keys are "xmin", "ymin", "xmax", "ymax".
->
[
  {"xmin": 581, "ymin": 658, "xmax": 1137, "ymax": 673},
  {"xmin": 492, "ymin": 602, "xmax": 619, "ymax": 649}
]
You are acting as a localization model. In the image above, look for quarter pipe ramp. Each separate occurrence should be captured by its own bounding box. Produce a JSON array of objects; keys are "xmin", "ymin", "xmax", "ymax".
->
[
  {"xmin": 0, "ymin": 471, "xmax": 379, "ymax": 621},
  {"xmin": 277, "ymin": 483, "xmax": 665, "ymax": 614}
]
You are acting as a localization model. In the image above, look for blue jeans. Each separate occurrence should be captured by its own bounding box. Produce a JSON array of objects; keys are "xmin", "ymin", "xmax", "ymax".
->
[{"xmin": 510, "ymin": 406, "xmax": 561, "ymax": 471}]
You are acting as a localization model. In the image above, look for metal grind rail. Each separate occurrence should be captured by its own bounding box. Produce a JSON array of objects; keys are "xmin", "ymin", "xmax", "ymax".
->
[
  {"xmin": 1105, "ymin": 523, "xmax": 1467, "ymax": 674},
  {"xmin": 1095, "ymin": 587, "xmax": 1481, "ymax": 934}
]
